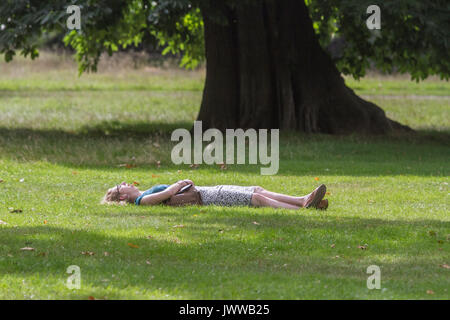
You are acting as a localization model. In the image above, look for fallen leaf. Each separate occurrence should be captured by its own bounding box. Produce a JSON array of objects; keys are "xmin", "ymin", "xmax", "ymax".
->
[
  {"xmin": 72, "ymin": 171, "xmax": 78, "ymax": 175},
  {"xmin": 326, "ymin": 192, "xmax": 331, "ymax": 195},
  {"xmin": 0, "ymin": 220, "xmax": 7, "ymax": 225},
  {"xmin": 152, "ymin": 174, "xmax": 160, "ymax": 178},
  {"xmin": 439, "ymin": 264, "xmax": 450, "ymax": 269},
  {"xmin": 81, "ymin": 251, "xmax": 95, "ymax": 256},
  {"xmin": 9, "ymin": 208, "xmax": 22, "ymax": 213},
  {"xmin": 314, "ymin": 177, "xmax": 319, "ymax": 181},
  {"xmin": 428, "ymin": 230, "xmax": 436, "ymax": 237},
  {"xmin": 173, "ymin": 225, "xmax": 184, "ymax": 228},
  {"xmin": 43, "ymin": 220, "xmax": 48, "ymax": 224},
  {"xmin": 127, "ymin": 243, "xmax": 139, "ymax": 248},
  {"xmin": 0, "ymin": 179, "xmax": 3, "ymax": 183},
  {"xmin": 177, "ymin": 170, "xmax": 182, "ymax": 174},
  {"xmin": 331, "ymin": 244, "xmax": 335, "ymax": 248},
  {"xmin": 88, "ymin": 296, "xmax": 95, "ymax": 300},
  {"xmin": 118, "ymin": 163, "xmax": 136, "ymax": 169},
  {"xmin": 426, "ymin": 290, "xmax": 434, "ymax": 295},
  {"xmin": 20, "ymin": 247, "xmax": 35, "ymax": 251},
  {"xmin": 146, "ymin": 235, "xmax": 153, "ymax": 239},
  {"xmin": 146, "ymin": 260, "xmax": 151, "ymax": 265},
  {"xmin": 132, "ymin": 181, "xmax": 140, "ymax": 186},
  {"xmin": 37, "ymin": 252, "xmax": 47, "ymax": 257}
]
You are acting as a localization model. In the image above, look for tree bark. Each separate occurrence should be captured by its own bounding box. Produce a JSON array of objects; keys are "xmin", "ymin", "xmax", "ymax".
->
[{"xmin": 198, "ymin": 0, "xmax": 410, "ymax": 134}]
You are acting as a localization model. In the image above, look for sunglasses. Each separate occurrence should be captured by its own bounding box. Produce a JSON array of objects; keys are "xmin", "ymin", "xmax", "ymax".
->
[{"xmin": 116, "ymin": 184, "xmax": 121, "ymax": 200}]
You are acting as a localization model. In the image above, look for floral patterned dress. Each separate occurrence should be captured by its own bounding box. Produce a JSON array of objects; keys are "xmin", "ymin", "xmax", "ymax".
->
[{"xmin": 195, "ymin": 185, "xmax": 256, "ymax": 207}]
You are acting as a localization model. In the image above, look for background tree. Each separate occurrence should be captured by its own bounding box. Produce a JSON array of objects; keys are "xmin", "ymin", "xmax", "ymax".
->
[{"xmin": 1, "ymin": 0, "xmax": 448, "ymax": 133}]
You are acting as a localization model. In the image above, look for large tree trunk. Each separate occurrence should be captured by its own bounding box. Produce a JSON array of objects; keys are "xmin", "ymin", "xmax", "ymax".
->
[{"xmin": 197, "ymin": 0, "xmax": 410, "ymax": 134}]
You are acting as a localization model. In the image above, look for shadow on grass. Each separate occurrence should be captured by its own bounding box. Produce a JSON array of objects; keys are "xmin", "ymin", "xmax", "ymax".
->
[
  {"xmin": 1, "ymin": 211, "xmax": 448, "ymax": 299},
  {"xmin": 0, "ymin": 121, "xmax": 448, "ymax": 177}
]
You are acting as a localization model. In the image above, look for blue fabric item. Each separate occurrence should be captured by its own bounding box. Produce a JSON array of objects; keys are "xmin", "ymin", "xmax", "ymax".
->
[{"xmin": 134, "ymin": 184, "xmax": 169, "ymax": 205}]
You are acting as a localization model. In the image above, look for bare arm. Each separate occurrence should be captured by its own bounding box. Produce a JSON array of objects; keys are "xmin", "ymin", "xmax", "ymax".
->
[{"xmin": 139, "ymin": 180, "xmax": 192, "ymax": 206}]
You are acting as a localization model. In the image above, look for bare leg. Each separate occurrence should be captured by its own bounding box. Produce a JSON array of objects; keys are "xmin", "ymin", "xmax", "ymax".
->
[
  {"xmin": 253, "ymin": 187, "xmax": 307, "ymax": 207},
  {"xmin": 251, "ymin": 193, "xmax": 300, "ymax": 210}
]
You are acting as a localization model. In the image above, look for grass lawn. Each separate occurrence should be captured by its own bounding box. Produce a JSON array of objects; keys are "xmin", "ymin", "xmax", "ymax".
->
[{"xmin": 0, "ymin": 53, "xmax": 449, "ymax": 299}]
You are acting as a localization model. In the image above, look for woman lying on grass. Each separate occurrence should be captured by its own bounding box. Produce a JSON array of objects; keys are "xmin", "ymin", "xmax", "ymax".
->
[{"xmin": 103, "ymin": 180, "xmax": 328, "ymax": 210}]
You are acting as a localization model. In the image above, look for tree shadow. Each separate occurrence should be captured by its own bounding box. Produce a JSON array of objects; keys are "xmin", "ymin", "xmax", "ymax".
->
[
  {"xmin": 1, "ymin": 212, "xmax": 448, "ymax": 299},
  {"xmin": 0, "ymin": 121, "xmax": 448, "ymax": 177},
  {"xmin": 0, "ymin": 120, "xmax": 192, "ymax": 138}
]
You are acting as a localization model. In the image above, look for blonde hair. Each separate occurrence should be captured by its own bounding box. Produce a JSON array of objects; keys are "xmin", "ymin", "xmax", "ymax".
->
[{"xmin": 101, "ymin": 187, "xmax": 128, "ymax": 205}]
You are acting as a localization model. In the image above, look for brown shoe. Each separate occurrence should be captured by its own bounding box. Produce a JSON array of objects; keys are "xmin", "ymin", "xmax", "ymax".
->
[
  {"xmin": 317, "ymin": 199, "xmax": 328, "ymax": 210},
  {"xmin": 304, "ymin": 184, "xmax": 327, "ymax": 209}
]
